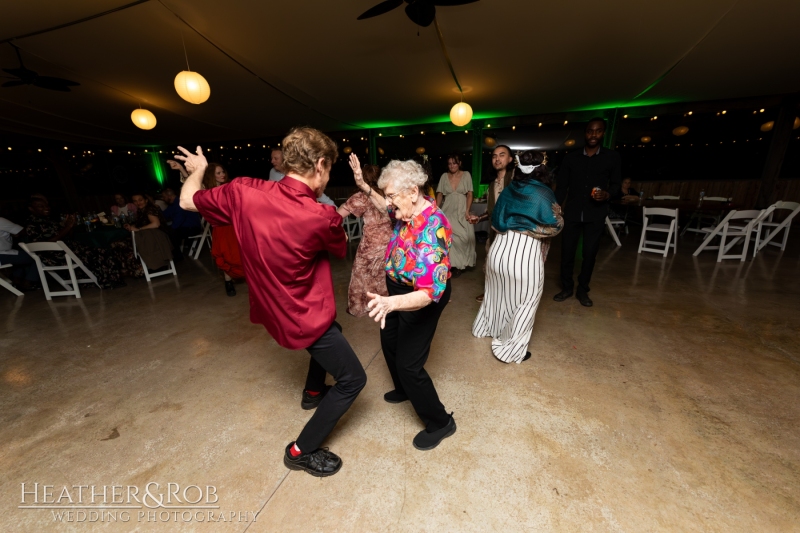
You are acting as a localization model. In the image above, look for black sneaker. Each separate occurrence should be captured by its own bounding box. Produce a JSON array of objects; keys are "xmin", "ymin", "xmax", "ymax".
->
[
  {"xmin": 301, "ymin": 385, "xmax": 331, "ymax": 410},
  {"xmin": 553, "ymin": 289, "xmax": 573, "ymax": 302},
  {"xmin": 413, "ymin": 414, "xmax": 456, "ymax": 451},
  {"xmin": 225, "ymin": 280, "xmax": 236, "ymax": 297},
  {"xmin": 383, "ymin": 390, "xmax": 409, "ymax": 404},
  {"xmin": 523, "ymin": 351, "xmax": 532, "ymax": 361},
  {"xmin": 283, "ymin": 443, "xmax": 342, "ymax": 477}
]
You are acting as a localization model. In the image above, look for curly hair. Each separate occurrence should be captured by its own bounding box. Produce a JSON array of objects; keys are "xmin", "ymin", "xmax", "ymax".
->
[
  {"xmin": 282, "ymin": 127, "xmax": 338, "ymax": 176},
  {"xmin": 378, "ymin": 160, "xmax": 428, "ymax": 192},
  {"xmin": 515, "ymin": 150, "xmax": 553, "ymax": 185}
]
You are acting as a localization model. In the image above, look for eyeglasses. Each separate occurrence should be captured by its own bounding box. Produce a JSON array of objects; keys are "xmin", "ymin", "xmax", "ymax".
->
[{"xmin": 385, "ymin": 190, "xmax": 404, "ymax": 203}]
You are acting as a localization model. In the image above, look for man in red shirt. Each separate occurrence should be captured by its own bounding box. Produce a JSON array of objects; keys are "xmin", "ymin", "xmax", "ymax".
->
[{"xmin": 177, "ymin": 127, "xmax": 366, "ymax": 477}]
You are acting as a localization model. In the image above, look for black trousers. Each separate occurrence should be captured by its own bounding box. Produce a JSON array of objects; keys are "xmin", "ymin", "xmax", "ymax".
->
[
  {"xmin": 559, "ymin": 218, "xmax": 606, "ymax": 293},
  {"xmin": 381, "ymin": 277, "xmax": 451, "ymax": 432},
  {"xmin": 296, "ymin": 321, "xmax": 366, "ymax": 452}
]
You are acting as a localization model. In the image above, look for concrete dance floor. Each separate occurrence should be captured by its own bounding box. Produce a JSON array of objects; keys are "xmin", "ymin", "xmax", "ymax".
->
[{"xmin": 2, "ymin": 229, "xmax": 799, "ymax": 532}]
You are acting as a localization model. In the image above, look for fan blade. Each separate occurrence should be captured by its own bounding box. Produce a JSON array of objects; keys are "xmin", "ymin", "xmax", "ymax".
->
[
  {"xmin": 3, "ymin": 67, "xmax": 38, "ymax": 79},
  {"xmin": 405, "ymin": 1, "xmax": 436, "ymax": 26},
  {"xmin": 32, "ymin": 76, "xmax": 80, "ymax": 92},
  {"xmin": 2, "ymin": 80, "xmax": 28, "ymax": 88},
  {"xmin": 430, "ymin": 0, "xmax": 479, "ymax": 5},
  {"xmin": 357, "ymin": 0, "xmax": 404, "ymax": 20}
]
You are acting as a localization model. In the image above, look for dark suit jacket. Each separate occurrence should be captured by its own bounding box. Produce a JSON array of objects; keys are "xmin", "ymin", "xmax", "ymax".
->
[{"xmin": 555, "ymin": 148, "xmax": 622, "ymax": 223}]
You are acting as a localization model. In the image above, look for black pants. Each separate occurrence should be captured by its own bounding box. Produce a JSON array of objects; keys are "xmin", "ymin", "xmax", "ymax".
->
[
  {"xmin": 296, "ymin": 321, "xmax": 367, "ymax": 452},
  {"xmin": 559, "ymin": 218, "xmax": 606, "ymax": 293},
  {"xmin": 381, "ymin": 277, "xmax": 451, "ymax": 432}
]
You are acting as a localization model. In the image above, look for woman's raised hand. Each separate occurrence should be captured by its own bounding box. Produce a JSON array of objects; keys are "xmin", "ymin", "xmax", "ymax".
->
[{"xmin": 349, "ymin": 153, "xmax": 368, "ymax": 192}]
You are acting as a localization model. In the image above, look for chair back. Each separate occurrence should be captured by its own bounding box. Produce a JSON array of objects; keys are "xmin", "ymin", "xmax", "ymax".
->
[
  {"xmin": 729, "ymin": 210, "xmax": 761, "ymax": 221},
  {"xmin": 643, "ymin": 207, "xmax": 679, "ymax": 218},
  {"xmin": 653, "ymin": 195, "xmax": 680, "ymax": 200},
  {"xmin": 774, "ymin": 201, "xmax": 800, "ymax": 212},
  {"xmin": 20, "ymin": 241, "xmax": 63, "ymax": 253}
]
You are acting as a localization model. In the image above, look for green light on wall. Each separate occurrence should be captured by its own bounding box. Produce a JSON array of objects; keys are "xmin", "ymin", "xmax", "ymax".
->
[{"xmin": 148, "ymin": 152, "xmax": 165, "ymax": 186}]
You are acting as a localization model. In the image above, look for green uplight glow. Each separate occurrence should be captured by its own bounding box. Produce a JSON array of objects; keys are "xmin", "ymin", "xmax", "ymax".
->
[{"xmin": 148, "ymin": 152, "xmax": 165, "ymax": 186}]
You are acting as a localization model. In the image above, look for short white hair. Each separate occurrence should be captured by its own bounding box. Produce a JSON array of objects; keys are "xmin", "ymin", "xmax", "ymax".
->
[{"xmin": 378, "ymin": 160, "xmax": 427, "ymax": 192}]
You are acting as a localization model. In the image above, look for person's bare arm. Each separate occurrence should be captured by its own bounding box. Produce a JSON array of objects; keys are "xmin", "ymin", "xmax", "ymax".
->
[
  {"xmin": 366, "ymin": 290, "xmax": 432, "ymax": 328},
  {"xmin": 465, "ymin": 191, "xmax": 473, "ymax": 221},
  {"xmin": 337, "ymin": 205, "xmax": 351, "ymax": 218},
  {"xmin": 436, "ymin": 192, "xmax": 443, "ymax": 207},
  {"xmin": 175, "ymin": 146, "xmax": 208, "ymax": 212},
  {"xmin": 348, "ymin": 153, "xmax": 385, "ymax": 211}
]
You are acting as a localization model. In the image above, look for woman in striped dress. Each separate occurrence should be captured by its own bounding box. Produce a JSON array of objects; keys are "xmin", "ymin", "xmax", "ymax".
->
[{"xmin": 472, "ymin": 150, "xmax": 563, "ymax": 364}]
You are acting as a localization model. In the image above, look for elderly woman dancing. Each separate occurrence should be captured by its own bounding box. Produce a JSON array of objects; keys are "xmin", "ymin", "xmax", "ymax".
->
[
  {"xmin": 472, "ymin": 150, "xmax": 563, "ymax": 364},
  {"xmin": 352, "ymin": 156, "xmax": 457, "ymax": 451}
]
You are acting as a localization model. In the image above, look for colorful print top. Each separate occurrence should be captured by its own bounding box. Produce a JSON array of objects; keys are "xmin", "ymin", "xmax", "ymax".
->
[{"xmin": 384, "ymin": 198, "xmax": 452, "ymax": 302}]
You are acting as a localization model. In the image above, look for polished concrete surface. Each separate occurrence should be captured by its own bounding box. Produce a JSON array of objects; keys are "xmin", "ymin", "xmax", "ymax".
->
[{"xmin": 2, "ymin": 228, "xmax": 799, "ymax": 532}]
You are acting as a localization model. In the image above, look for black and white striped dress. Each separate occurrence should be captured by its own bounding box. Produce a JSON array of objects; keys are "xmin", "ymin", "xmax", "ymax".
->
[{"xmin": 472, "ymin": 230, "xmax": 545, "ymax": 364}]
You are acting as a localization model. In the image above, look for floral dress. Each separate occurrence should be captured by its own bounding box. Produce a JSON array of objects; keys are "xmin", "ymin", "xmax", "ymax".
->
[
  {"xmin": 343, "ymin": 191, "xmax": 394, "ymax": 316},
  {"xmin": 384, "ymin": 198, "xmax": 452, "ymax": 302},
  {"xmin": 25, "ymin": 215, "xmax": 127, "ymax": 288}
]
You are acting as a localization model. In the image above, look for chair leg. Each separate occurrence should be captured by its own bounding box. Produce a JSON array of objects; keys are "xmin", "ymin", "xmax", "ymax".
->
[{"xmin": 0, "ymin": 275, "xmax": 23, "ymax": 296}]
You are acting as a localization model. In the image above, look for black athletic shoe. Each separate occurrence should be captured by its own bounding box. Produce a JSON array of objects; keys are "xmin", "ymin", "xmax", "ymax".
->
[
  {"xmin": 523, "ymin": 351, "xmax": 532, "ymax": 361},
  {"xmin": 577, "ymin": 291, "xmax": 593, "ymax": 307},
  {"xmin": 383, "ymin": 390, "xmax": 409, "ymax": 404},
  {"xmin": 413, "ymin": 414, "xmax": 457, "ymax": 451},
  {"xmin": 301, "ymin": 385, "xmax": 332, "ymax": 410},
  {"xmin": 553, "ymin": 289, "xmax": 573, "ymax": 302},
  {"xmin": 225, "ymin": 280, "xmax": 236, "ymax": 297},
  {"xmin": 283, "ymin": 443, "xmax": 342, "ymax": 477}
]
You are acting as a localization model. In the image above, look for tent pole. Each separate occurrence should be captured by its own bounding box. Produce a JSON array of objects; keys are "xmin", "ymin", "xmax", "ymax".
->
[
  {"xmin": 756, "ymin": 94, "xmax": 799, "ymax": 207},
  {"xmin": 368, "ymin": 130, "xmax": 378, "ymax": 166},
  {"xmin": 471, "ymin": 124, "xmax": 483, "ymax": 193}
]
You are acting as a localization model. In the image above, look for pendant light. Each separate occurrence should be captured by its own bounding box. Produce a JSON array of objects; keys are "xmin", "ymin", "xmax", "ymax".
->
[
  {"xmin": 174, "ymin": 32, "xmax": 210, "ymax": 104},
  {"xmin": 450, "ymin": 102, "xmax": 473, "ymax": 127},
  {"xmin": 131, "ymin": 108, "xmax": 157, "ymax": 130}
]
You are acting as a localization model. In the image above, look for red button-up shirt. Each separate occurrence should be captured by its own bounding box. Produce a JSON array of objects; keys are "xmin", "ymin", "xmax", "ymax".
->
[{"xmin": 193, "ymin": 177, "xmax": 346, "ymax": 350}]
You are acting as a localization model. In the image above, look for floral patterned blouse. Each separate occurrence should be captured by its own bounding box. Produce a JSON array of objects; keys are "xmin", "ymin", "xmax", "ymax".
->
[{"xmin": 384, "ymin": 198, "xmax": 452, "ymax": 302}]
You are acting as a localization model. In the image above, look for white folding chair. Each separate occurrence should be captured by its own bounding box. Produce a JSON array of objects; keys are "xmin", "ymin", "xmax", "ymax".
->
[
  {"xmin": 638, "ymin": 207, "xmax": 678, "ymax": 257},
  {"xmin": 653, "ymin": 195, "xmax": 681, "ymax": 200},
  {"xmin": 343, "ymin": 215, "xmax": 363, "ymax": 242},
  {"xmin": 605, "ymin": 216, "xmax": 622, "ymax": 247},
  {"xmin": 681, "ymin": 197, "xmax": 732, "ymax": 236},
  {"xmin": 19, "ymin": 241, "xmax": 100, "ymax": 300},
  {"xmin": 186, "ymin": 219, "xmax": 212, "ymax": 259},
  {"xmin": 0, "ymin": 264, "xmax": 23, "ymax": 296},
  {"xmin": 755, "ymin": 201, "xmax": 800, "ymax": 254},
  {"xmin": 693, "ymin": 208, "xmax": 774, "ymax": 262},
  {"xmin": 132, "ymin": 231, "xmax": 177, "ymax": 281}
]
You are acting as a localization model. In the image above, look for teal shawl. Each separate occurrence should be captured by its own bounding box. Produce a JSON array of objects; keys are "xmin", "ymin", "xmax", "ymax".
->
[{"xmin": 491, "ymin": 179, "xmax": 563, "ymax": 238}]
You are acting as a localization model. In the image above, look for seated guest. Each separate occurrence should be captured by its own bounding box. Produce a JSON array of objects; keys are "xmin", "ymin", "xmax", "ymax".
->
[
  {"xmin": 161, "ymin": 187, "xmax": 202, "ymax": 261},
  {"xmin": 25, "ymin": 199, "xmax": 126, "ymax": 289},
  {"xmin": 611, "ymin": 178, "xmax": 639, "ymax": 219},
  {"xmin": 0, "ymin": 215, "xmax": 38, "ymax": 291},
  {"xmin": 110, "ymin": 193, "xmax": 137, "ymax": 218},
  {"xmin": 125, "ymin": 194, "xmax": 167, "ymax": 231}
]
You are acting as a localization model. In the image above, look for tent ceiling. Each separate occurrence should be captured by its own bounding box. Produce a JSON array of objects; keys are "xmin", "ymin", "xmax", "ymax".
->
[{"xmin": 0, "ymin": 0, "xmax": 798, "ymax": 146}]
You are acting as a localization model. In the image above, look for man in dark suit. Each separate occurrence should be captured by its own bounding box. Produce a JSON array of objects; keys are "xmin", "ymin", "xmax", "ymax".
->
[{"xmin": 553, "ymin": 118, "xmax": 621, "ymax": 307}]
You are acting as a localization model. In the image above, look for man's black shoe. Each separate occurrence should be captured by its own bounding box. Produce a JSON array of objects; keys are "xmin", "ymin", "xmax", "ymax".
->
[
  {"xmin": 413, "ymin": 414, "xmax": 456, "ymax": 451},
  {"xmin": 553, "ymin": 289, "xmax": 573, "ymax": 302},
  {"xmin": 283, "ymin": 443, "xmax": 342, "ymax": 477},
  {"xmin": 383, "ymin": 390, "xmax": 409, "ymax": 404},
  {"xmin": 577, "ymin": 291, "xmax": 593, "ymax": 307},
  {"xmin": 301, "ymin": 384, "xmax": 331, "ymax": 410},
  {"xmin": 523, "ymin": 351, "xmax": 532, "ymax": 361}
]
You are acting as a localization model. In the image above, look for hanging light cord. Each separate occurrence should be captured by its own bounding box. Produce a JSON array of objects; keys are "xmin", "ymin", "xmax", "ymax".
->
[
  {"xmin": 433, "ymin": 17, "xmax": 463, "ymax": 97},
  {"xmin": 181, "ymin": 30, "xmax": 190, "ymax": 71}
]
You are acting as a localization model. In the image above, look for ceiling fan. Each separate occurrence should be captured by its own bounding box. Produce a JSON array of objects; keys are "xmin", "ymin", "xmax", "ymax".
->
[
  {"xmin": 357, "ymin": 0, "xmax": 479, "ymax": 28},
  {"xmin": 2, "ymin": 44, "xmax": 80, "ymax": 92}
]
